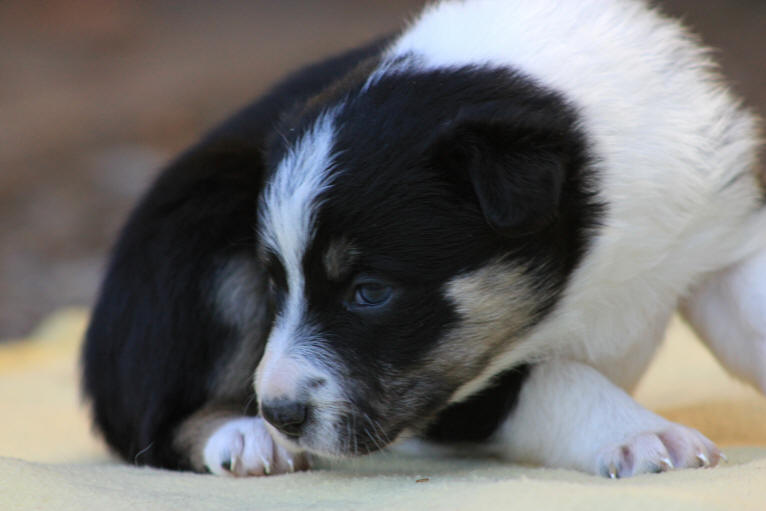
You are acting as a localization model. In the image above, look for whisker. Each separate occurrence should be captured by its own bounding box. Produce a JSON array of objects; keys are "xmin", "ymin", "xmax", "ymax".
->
[
  {"xmin": 242, "ymin": 395, "xmax": 257, "ymax": 415},
  {"xmin": 350, "ymin": 414, "xmax": 357, "ymax": 456},
  {"xmin": 362, "ymin": 412, "xmax": 389, "ymax": 453},
  {"xmin": 133, "ymin": 441, "xmax": 154, "ymax": 465}
]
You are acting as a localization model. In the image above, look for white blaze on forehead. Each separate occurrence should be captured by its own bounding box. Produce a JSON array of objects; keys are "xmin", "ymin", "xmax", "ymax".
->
[
  {"xmin": 257, "ymin": 109, "xmax": 340, "ymax": 400},
  {"xmin": 260, "ymin": 109, "xmax": 340, "ymax": 285}
]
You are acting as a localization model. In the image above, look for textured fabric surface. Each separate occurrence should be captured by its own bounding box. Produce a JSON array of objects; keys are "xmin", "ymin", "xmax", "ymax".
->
[{"xmin": 2, "ymin": 309, "xmax": 766, "ymax": 510}]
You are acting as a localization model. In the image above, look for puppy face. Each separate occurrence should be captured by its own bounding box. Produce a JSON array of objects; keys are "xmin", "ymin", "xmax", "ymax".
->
[{"xmin": 253, "ymin": 66, "xmax": 594, "ymax": 456}]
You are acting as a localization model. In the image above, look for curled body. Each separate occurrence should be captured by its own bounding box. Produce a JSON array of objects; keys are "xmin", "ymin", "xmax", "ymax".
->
[{"xmin": 83, "ymin": 0, "xmax": 766, "ymax": 478}]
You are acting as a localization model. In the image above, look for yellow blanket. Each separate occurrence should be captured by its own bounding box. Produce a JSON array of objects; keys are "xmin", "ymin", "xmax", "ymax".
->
[{"xmin": 2, "ymin": 309, "xmax": 766, "ymax": 510}]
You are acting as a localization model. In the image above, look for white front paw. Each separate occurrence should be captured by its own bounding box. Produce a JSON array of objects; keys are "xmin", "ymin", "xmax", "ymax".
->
[
  {"xmin": 596, "ymin": 423, "xmax": 722, "ymax": 478},
  {"xmin": 203, "ymin": 417, "xmax": 310, "ymax": 477}
]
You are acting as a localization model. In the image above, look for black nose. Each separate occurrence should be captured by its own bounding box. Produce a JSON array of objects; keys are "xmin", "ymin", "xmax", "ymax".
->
[{"xmin": 261, "ymin": 399, "xmax": 309, "ymax": 438}]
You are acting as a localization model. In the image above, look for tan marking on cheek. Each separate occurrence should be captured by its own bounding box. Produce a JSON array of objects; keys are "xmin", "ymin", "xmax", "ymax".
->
[{"xmin": 428, "ymin": 262, "xmax": 540, "ymax": 383}]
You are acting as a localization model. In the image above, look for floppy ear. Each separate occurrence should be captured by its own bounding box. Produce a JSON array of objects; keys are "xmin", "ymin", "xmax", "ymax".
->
[{"xmin": 430, "ymin": 103, "xmax": 577, "ymax": 237}]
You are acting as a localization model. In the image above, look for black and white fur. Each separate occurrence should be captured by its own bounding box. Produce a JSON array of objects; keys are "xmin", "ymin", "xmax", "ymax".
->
[{"xmin": 83, "ymin": 0, "xmax": 766, "ymax": 478}]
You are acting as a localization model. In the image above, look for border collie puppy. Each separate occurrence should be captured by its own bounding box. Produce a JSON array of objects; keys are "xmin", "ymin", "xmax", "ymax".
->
[{"xmin": 83, "ymin": 0, "xmax": 766, "ymax": 478}]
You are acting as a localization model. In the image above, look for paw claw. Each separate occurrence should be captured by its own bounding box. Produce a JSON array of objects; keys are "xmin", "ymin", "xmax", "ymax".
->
[
  {"xmin": 260, "ymin": 455, "xmax": 271, "ymax": 475},
  {"xmin": 230, "ymin": 453, "xmax": 242, "ymax": 474},
  {"xmin": 597, "ymin": 423, "xmax": 719, "ymax": 478}
]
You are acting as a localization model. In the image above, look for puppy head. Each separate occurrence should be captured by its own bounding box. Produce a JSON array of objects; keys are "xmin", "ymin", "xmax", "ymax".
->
[{"xmin": 254, "ymin": 66, "xmax": 593, "ymax": 456}]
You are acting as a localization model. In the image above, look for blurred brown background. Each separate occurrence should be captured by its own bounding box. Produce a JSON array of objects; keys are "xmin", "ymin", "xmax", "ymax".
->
[{"xmin": 1, "ymin": 0, "xmax": 764, "ymax": 339}]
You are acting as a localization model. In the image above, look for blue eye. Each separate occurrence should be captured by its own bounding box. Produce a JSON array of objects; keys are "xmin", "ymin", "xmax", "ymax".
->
[{"xmin": 353, "ymin": 282, "xmax": 393, "ymax": 307}]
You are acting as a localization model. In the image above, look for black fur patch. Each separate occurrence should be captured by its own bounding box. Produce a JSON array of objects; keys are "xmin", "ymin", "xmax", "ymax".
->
[{"xmin": 425, "ymin": 365, "xmax": 532, "ymax": 443}]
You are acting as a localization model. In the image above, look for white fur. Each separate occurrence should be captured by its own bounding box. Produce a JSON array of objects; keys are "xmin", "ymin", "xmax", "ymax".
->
[
  {"xmin": 491, "ymin": 360, "xmax": 721, "ymax": 477},
  {"xmin": 376, "ymin": 0, "xmax": 764, "ymax": 399},
  {"xmin": 682, "ymin": 247, "xmax": 766, "ymax": 392}
]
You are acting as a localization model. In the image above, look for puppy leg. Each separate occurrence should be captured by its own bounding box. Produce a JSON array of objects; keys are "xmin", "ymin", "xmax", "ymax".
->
[
  {"xmin": 174, "ymin": 404, "xmax": 310, "ymax": 476},
  {"xmin": 495, "ymin": 360, "xmax": 721, "ymax": 477},
  {"xmin": 681, "ymin": 248, "xmax": 766, "ymax": 392}
]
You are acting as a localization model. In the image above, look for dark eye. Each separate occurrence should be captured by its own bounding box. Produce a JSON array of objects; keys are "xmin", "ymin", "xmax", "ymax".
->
[{"xmin": 353, "ymin": 282, "xmax": 393, "ymax": 307}]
